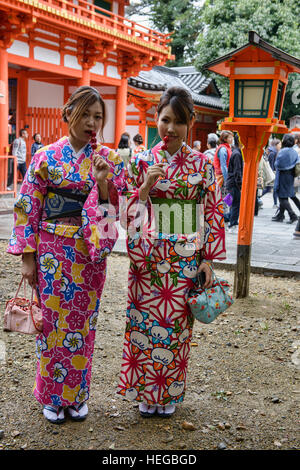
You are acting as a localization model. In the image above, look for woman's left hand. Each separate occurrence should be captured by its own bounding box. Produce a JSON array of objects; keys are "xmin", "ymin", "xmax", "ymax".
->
[
  {"xmin": 197, "ymin": 262, "xmax": 213, "ymax": 289},
  {"xmin": 93, "ymin": 155, "xmax": 110, "ymax": 186}
]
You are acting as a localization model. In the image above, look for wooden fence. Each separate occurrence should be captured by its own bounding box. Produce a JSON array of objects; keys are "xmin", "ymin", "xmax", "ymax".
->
[{"xmin": 26, "ymin": 107, "xmax": 67, "ymax": 147}]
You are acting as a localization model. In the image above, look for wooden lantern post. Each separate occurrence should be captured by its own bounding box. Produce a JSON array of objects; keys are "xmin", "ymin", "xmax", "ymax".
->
[{"xmin": 204, "ymin": 31, "xmax": 300, "ymax": 298}]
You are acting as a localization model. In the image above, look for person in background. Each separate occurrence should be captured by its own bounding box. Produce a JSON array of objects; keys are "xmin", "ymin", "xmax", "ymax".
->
[
  {"xmin": 31, "ymin": 133, "xmax": 43, "ymax": 158},
  {"xmin": 264, "ymin": 138, "xmax": 281, "ymax": 209},
  {"xmin": 133, "ymin": 133, "xmax": 146, "ymax": 155},
  {"xmin": 225, "ymin": 133, "xmax": 244, "ymax": 233},
  {"xmin": 258, "ymin": 148, "xmax": 276, "ymax": 208},
  {"xmin": 267, "ymin": 138, "xmax": 281, "ymax": 171},
  {"xmin": 7, "ymin": 128, "xmax": 29, "ymax": 190},
  {"xmin": 272, "ymin": 134, "xmax": 300, "ymax": 224},
  {"xmin": 203, "ymin": 133, "xmax": 219, "ymax": 163},
  {"xmin": 213, "ymin": 130, "xmax": 234, "ymax": 223},
  {"xmin": 213, "ymin": 131, "xmax": 233, "ymax": 188},
  {"xmin": 293, "ymin": 134, "xmax": 300, "ymax": 195},
  {"xmin": 13, "ymin": 128, "xmax": 28, "ymax": 179},
  {"xmin": 192, "ymin": 140, "xmax": 201, "ymax": 152},
  {"xmin": 116, "ymin": 133, "xmax": 132, "ymax": 169}
]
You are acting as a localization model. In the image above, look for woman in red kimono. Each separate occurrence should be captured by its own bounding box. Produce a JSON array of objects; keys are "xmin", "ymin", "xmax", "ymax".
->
[{"xmin": 117, "ymin": 87, "xmax": 226, "ymax": 417}]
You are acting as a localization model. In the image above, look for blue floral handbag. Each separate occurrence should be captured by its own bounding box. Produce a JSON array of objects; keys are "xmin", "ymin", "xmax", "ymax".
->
[{"xmin": 187, "ymin": 268, "xmax": 234, "ymax": 324}]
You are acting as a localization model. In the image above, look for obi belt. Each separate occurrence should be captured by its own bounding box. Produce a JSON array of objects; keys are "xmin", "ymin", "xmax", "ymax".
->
[
  {"xmin": 150, "ymin": 197, "xmax": 199, "ymax": 235},
  {"xmin": 43, "ymin": 187, "xmax": 88, "ymax": 221}
]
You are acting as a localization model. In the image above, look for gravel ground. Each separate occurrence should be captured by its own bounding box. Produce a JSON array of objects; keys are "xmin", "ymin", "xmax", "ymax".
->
[{"xmin": 0, "ymin": 242, "xmax": 299, "ymax": 451}]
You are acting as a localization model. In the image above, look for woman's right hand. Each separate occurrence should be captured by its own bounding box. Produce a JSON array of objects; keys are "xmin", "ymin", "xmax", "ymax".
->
[
  {"xmin": 144, "ymin": 163, "xmax": 166, "ymax": 188},
  {"xmin": 21, "ymin": 253, "xmax": 37, "ymax": 287},
  {"xmin": 139, "ymin": 163, "xmax": 166, "ymax": 200}
]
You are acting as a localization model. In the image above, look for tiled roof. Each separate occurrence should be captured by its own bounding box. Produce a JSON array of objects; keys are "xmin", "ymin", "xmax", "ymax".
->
[{"xmin": 128, "ymin": 66, "xmax": 225, "ymax": 110}]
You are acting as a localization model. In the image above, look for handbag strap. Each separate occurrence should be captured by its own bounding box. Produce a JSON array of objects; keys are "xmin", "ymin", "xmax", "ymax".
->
[
  {"xmin": 11, "ymin": 276, "xmax": 26, "ymax": 307},
  {"xmin": 29, "ymin": 286, "xmax": 43, "ymax": 333},
  {"xmin": 197, "ymin": 265, "xmax": 227, "ymax": 296}
]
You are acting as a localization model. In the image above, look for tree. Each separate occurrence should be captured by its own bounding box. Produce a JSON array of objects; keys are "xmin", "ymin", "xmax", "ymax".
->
[
  {"xmin": 126, "ymin": 0, "xmax": 203, "ymax": 66},
  {"xmin": 195, "ymin": 0, "xmax": 300, "ymax": 122}
]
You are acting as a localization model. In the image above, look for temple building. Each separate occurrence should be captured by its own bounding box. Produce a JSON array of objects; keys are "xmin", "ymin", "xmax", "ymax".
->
[
  {"xmin": 1, "ymin": 0, "xmax": 172, "ymax": 161},
  {"xmin": 0, "ymin": 0, "xmax": 226, "ymax": 185},
  {"xmin": 126, "ymin": 65, "xmax": 227, "ymax": 148}
]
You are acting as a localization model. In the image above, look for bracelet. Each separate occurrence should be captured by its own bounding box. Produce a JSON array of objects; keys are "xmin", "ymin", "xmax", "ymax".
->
[{"xmin": 202, "ymin": 260, "xmax": 213, "ymax": 267}]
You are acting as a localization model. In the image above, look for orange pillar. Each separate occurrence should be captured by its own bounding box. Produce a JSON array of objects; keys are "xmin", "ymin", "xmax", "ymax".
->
[
  {"xmin": 138, "ymin": 108, "xmax": 147, "ymax": 144},
  {"xmin": 17, "ymin": 71, "xmax": 28, "ymax": 132},
  {"xmin": 114, "ymin": 77, "xmax": 128, "ymax": 148},
  {"xmin": 0, "ymin": 47, "xmax": 9, "ymax": 155},
  {"xmin": 17, "ymin": 71, "xmax": 29, "ymax": 165},
  {"xmin": 237, "ymin": 138, "xmax": 258, "ymax": 247},
  {"xmin": 78, "ymin": 66, "xmax": 90, "ymax": 86},
  {"xmin": 234, "ymin": 126, "xmax": 270, "ymax": 297}
]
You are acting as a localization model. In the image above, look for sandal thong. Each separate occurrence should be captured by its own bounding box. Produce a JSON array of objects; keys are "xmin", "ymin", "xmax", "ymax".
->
[
  {"xmin": 43, "ymin": 405, "xmax": 66, "ymax": 424},
  {"xmin": 67, "ymin": 402, "xmax": 88, "ymax": 421},
  {"xmin": 139, "ymin": 403, "xmax": 156, "ymax": 418},
  {"xmin": 157, "ymin": 404, "xmax": 175, "ymax": 418}
]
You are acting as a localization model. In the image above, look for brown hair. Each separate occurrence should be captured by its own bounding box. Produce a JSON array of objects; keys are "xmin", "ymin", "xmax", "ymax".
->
[
  {"xmin": 133, "ymin": 133, "xmax": 143, "ymax": 145},
  {"xmin": 293, "ymin": 133, "xmax": 300, "ymax": 144},
  {"xmin": 157, "ymin": 86, "xmax": 195, "ymax": 131},
  {"xmin": 219, "ymin": 130, "xmax": 233, "ymax": 144},
  {"xmin": 62, "ymin": 86, "xmax": 106, "ymax": 140}
]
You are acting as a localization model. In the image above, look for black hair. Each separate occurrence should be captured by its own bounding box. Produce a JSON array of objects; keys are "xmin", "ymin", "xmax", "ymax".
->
[
  {"xmin": 207, "ymin": 138, "xmax": 217, "ymax": 148},
  {"xmin": 157, "ymin": 86, "xmax": 194, "ymax": 128},
  {"xmin": 233, "ymin": 133, "xmax": 240, "ymax": 148},
  {"xmin": 118, "ymin": 134, "xmax": 130, "ymax": 149},
  {"xmin": 282, "ymin": 134, "xmax": 295, "ymax": 148}
]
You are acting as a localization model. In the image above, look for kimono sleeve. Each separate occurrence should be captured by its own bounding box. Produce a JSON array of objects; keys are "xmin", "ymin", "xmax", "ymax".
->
[
  {"xmin": 201, "ymin": 160, "xmax": 226, "ymax": 261},
  {"xmin": 82, "ymin": 148, "xmax": 126, "ymax": 262},
  {"xmin": 7, "ymin": 152, "xmax": 49, "ymax": 255}
]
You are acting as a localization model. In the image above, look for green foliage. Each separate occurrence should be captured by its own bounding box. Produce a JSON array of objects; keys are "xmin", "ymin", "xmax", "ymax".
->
[
  {"xmin": 195, "ymin": 0, "xmax": 300, "ymax": 119},
  {"xmin": 127, "ymin": 0, "xmax": 300, "ymax": 120},
  {"xmin": 126, "ymin": 0, "xmax": 203, "ymax": 66}
]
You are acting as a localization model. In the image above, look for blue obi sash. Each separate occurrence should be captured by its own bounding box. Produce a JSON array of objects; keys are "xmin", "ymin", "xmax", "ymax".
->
[{"xmin": 44, "ymin": 187, "xmax": 88, "ymax": 221}]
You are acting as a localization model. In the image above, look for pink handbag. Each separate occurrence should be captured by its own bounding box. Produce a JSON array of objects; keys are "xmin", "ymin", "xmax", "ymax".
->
[{"xmin": 3, "ymin": 277, "xmax": 43, "ymax": 335}]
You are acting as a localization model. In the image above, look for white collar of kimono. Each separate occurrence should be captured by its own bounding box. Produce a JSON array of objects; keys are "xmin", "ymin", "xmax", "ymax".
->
[
  {"xmin": 67, "ymin": 139, "xmax": 89, "ymax": 159},
  {"xmin": 163, "ymin": 142, "xmax": 186, "ymax": 162}
]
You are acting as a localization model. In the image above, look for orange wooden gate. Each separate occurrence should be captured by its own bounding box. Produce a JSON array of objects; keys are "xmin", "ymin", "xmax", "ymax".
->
[
  {"xmin": 27, "ymin": 107, "xmax": 67, "ymax": 145},
  {"xmin": 25, "ymin": 107, "xmax": 68, "ymax": 167}
]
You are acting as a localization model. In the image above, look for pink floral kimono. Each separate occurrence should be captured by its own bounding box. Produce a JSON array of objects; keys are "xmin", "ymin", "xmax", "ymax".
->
[
  {"xmin": 117, "ymin": 141, "xmax": 226, "ymax": 406},
  {"xmin": 7, "ymin": 136, "xmax": 124, "ymax": 407}
]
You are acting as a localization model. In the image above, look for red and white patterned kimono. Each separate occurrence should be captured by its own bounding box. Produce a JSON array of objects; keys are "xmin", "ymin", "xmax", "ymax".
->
[
  {"xmin": 117, "ymin": 141, "xmax": 226, "ymax": 405},
  {"xmin": 7, "ymin": 136, "xmax": 124, "ymax": 407}
]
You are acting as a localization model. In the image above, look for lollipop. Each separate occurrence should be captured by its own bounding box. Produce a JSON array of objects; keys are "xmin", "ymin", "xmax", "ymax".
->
[
  {"xmin": 89, "ymin": 131, "xmax": 97, "ymax": 150},
  {"xmin": 161, "ymin": 135, "xmax": 169, "ymax": 151}
]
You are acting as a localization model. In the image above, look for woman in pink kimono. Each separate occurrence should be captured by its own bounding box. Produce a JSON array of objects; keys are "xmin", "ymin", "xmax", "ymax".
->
[
  {"xmin": 117, "ymin": 87, "xmax": 226, "ymax": 417},
  {"xmin": 7, "ymin": 86, "xmax": 124, "ymax": 424}
]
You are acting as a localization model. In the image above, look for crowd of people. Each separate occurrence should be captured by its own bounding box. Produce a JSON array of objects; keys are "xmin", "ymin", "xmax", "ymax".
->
[
  {"xmin": 7, "ymin": 131, "xmax": 44, "ymax": 190},
  {"xmin": 5, "ymin": 84, "xmax": 300, "ymax": 425}
]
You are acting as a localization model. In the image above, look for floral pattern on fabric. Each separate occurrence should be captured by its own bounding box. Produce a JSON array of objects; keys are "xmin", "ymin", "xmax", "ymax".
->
[
  {"xmin": 7, "ymin": 136, "xmax": 125, "ymax": 407},
  {"xmin": 117, "ymin": 142, "xmax": 225, "ymax": 405}
]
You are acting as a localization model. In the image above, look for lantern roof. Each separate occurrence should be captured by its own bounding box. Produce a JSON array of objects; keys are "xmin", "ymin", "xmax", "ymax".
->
[{"xmin": 203, "ymin": 31, "xmax": 300, "ymax": 77}]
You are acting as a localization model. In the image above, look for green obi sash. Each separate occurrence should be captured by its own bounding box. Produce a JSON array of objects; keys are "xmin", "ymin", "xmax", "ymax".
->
[{"xmin": 150, "ymin": 197, "xmax": 198, "ymax": 234}]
